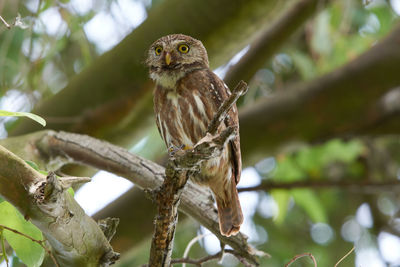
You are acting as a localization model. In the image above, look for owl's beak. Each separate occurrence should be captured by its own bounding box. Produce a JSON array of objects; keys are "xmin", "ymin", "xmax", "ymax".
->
[{"xmin": 165, "ymin": 52, "xmax": 171, "ymax": 66}]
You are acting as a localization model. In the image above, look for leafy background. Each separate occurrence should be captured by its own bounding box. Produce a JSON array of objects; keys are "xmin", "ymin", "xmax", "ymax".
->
[{"xmin": 1, "ymin": 0, "xmax": 400, "ymax": 266}]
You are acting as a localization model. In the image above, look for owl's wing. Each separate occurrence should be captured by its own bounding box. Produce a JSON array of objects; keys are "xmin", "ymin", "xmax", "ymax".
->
[
  {"xmin": 210, "ymin": 72, "xmax": 242, "ymax": 184},
  {"xmin": 153, "ymin": 86, "xmax": 166, "ymax": 146}
]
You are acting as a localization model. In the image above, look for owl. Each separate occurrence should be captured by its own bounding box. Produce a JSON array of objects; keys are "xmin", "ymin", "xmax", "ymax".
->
[{"xmin": 146, "ymin": 34, "xmax": 243, "ymax": 237}]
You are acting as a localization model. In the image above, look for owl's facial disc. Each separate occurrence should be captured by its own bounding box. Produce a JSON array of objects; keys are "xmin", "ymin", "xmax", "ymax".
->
[{"xmin": 147, "ymin": 34, "xmax": 209, "ymax": 88}]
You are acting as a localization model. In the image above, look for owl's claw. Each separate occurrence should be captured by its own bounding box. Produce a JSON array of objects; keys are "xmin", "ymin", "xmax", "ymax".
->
[{"xmin": 168, "ymin": 144, "xmax": 193, "ymax": 157}]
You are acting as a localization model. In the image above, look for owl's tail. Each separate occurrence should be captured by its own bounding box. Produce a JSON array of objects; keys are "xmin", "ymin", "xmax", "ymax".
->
[{"xmin": 215, "ymin": 180, "xmax": 244, "ymax": 237}]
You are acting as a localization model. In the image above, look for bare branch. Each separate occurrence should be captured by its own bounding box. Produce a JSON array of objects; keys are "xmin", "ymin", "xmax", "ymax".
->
[
  {"xmin": 238, "ymin": 179, "xmax": 400, "ymax": 193},
  {"xmin": 171, "ymin": 249, "xmax": 250, "ymax": 266},
  {"xmin": 0, "ymin": 15, "xmax": 11, "ymax": 29},
  {"xmin": 0, "ymin": 14, "xmax": 28, "ymax": 29},
  {"xmin": 224, "ymin": 0, "xmax": 329, "ymax": 88},
  {"xmin": 285, "ymin": 252, "xmax": 317, "ymax": 267},
  {"xmin": 207, "ymin": 80, "xmax": 248, "ymax": 134},
  {"xmin": 239, "ymin": 24, "xmax": 400, "ymax": 160},
  {"xmin": 334, "ymin": 247, "xmax": 355, "ymax": 267},
  {"xmin": 0, "ymin": 145, "xmax": 119, "ymax": 266},
  {"xmin": 7, "ymin": 129, "xmax": 261, "ymax": 263}
]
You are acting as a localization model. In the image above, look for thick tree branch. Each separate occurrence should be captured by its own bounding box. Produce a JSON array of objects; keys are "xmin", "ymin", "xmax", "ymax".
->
[
  {"xmin": 1, "ymin": 130, "xmax": 262, "ymax": 264},
  {"xmin": 224, "ymin": 0, "xmax": 329, "ymax": 88},
  {"xmin": 238, "ymin": 179, "xmax": 400, "ymax": 193},
  {"xmin": 239, "ymin": 24, "xmax": 400, "ymax": 161},
  {"xmin": 0, "ymin": 145, "xmax": 119, "ymax": 266},
  {"xmin": 11, "ymin": 0, "xmax": 288, "ymax": 148}
]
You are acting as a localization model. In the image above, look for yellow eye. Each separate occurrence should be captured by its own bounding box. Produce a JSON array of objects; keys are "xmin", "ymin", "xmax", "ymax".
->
[
  {"xmin": 178, "ymin": 44, "xmax": 189, "ymax": 53},
  {"xmin": 155, "ymin": 46, "xmax": 163, "ymax": 55}
]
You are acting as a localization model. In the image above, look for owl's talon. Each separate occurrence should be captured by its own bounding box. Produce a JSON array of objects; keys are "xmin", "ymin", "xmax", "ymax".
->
[
  {"xmin": 168, "ymin": 144, "xmax": 193, "ymax": 156},
  {"xmin": 181, "ymin": 144, "xmax": 193, "ymax": 151}
]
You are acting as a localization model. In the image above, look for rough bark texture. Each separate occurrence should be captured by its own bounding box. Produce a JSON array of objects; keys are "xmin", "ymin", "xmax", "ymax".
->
[
  {"xmin": 0, "ymin": 145, "xmax": 119, "ymax": 267},
  {"xmin": 1, "ymin": 130, "xmax": 261, "ymax": 264}
]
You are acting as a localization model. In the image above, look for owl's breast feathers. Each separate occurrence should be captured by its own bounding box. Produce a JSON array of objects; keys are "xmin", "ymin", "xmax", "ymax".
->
[{"xmin": 153, "ymin": 68, "xmax": 242, "ymax": 184}]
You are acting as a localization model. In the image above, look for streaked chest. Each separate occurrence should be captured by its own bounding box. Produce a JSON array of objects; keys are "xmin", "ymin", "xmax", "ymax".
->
[{"xmin": 154, "ymin": 87, "xmax": 214, "ymax": 147}]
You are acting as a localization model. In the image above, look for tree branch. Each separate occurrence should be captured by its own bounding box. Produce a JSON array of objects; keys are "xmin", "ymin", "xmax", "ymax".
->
[
  {"xmin": 238, "ymin": 179, "xmax": 400, "ymax": 193},
  {"xmin": 170, "ymin": 249, "xmax": 250, "ymax": 266},
  {"xmin": 148, "ymin": 126, "xmax": 236, "ymax": 266},
  {"xmin": 0, "ymin": 145, "xmax": 119, "ymax": 266},
  {"xmin": 1, "ymin": 129, "xmax": 261, "ymax": 264},
  {"xmin": 239, "ymin": 24, "xmax": 400, "ymax": 162},
  {"xmin": 207, "ymin": 80, "xmax": 248, "ymax": 134},
  {"xmin": 224, "ymin": 0, "xmax": 329, "ymax": 88},
  {"xmin": 0, "ymin": 15, "xmax": 11, "ymax": 29},
  {"xmin": 10, "ymin": 0, "xmax": 288, "ymax": 148},
  {"xmin": 285, "ymin": 252, "xmax": 317, "ymax": 267}
]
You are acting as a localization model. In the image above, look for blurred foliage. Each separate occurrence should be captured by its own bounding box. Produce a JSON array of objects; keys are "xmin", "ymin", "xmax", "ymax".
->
[
  {"xmin": 1, "ymin": 0, "xmax": 400, "ymax": 266},
  {"xmin": 0, "ymin": 110, "xmax": 46, "ymax": 126},
  {"xmin": 0, "ymin": 202, "xmax": 44, "ymax": 267}
]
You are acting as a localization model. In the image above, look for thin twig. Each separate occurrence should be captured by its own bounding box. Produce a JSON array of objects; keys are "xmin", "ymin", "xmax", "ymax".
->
[
  {"xmin": 171, "ymin": 252, "xmax": 223, "ymax": 266},
  {"xmin": 182, "ymin": 233, "xmax": 211, "ymax": 267},
  {"xmin": 238, "ymin": 179, "xmax": 400, "ymax": 193},
  {"xmin": 334, "ymin": 246, "xmax": 355, "ymax": 267},
  {"xmin": 207, "ymin": 80, "xmax": 248, "ymax": 135},
  {"xmin": 171, "ymin": 249, "xmax": 242, "ymax": 266},
  {"xmin": 0, "ymin": 15, "xmax": 11, "ymax": 29},
  {"xmin": 0, "ymin": 224, "xmax": 59, "ymax": 267},
  {"xmin": 285, "ymin": 252, "xmax": 317, "ymax": 267}
]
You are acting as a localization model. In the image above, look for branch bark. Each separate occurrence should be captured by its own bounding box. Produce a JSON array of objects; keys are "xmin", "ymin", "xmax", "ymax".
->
[
  {"xmin": 238, "ymin": 179, "xmax": 400, "ymax": 193},
  {"xmin": 11, "ymin": 0, "xmax": 288, "ymax": 148},
  {"xmin": 1, "ymin": 130, "xmax": 262, "ymax": 264},
  {"xmin": 224, "ymin": 0, "xmax": 328, "ymax": 88},
  {"xmin": 239, "ymin": 23, "xmax": 400, "ymax": 162},
  {"xmin": 0, "ymin": 145, "xmax": 119, "ymax": 266},
  {"xmin": 149, "ymin": 126, "xmax": 236, "ymax": 266}
]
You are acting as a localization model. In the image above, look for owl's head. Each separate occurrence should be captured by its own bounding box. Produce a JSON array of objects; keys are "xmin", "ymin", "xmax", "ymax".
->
[{"xmin": 146, "ymin": 34, "xmax": 209, "ymax": 88}]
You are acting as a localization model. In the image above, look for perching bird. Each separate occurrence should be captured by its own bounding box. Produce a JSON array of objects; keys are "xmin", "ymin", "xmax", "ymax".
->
[{"xmin": 146, "ymin": 34, "xmax": 243, "ymax": 236}]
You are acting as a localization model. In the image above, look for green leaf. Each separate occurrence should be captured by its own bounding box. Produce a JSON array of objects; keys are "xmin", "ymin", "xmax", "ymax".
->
[
  {"xmin": 0, "ymin": 202, "xmax": 44, "ymax": 267},
  {"xmin": 271, "ymin": 190, "xmax": 291, "ymax": 224},
  {"xmin": 25, "ymin": 161, "xmax": 40, "ymax": 171},
  {"xmin": 291, "ymin": 189, "xmax": 327, "ymax": 223},
  {"xmin": 0, "ymin": 196, "xmax": 4, "ymax": 204},
  {"xmin": 0, "ymin": 111, "xmax": 46, "ymax": 127}
]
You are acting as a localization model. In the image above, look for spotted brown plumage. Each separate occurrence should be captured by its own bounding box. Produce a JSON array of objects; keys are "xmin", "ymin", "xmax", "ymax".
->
[{"xmin": 147, "ymin": 34, "xmax": 243, "ymax": 236}]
